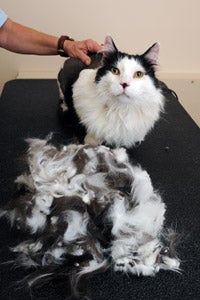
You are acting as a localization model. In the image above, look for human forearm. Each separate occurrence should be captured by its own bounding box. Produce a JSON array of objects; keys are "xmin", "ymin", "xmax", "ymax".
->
[
  {"xmin": 0, "ymin": 18, "xmax": 102, "ymax": 64},
  {"xmin": 0, "ymin": 19, "xmax": 58, "ymax": 55}
]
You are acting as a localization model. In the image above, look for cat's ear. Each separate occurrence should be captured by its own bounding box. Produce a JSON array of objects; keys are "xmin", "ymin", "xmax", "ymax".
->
[
  {"xmin": 143, "ymin": 42, "xmax": 160, "ymax": 68},
  {"xmin": 101, "ymin": 36, "xmax": 118, "ymax": 58}
]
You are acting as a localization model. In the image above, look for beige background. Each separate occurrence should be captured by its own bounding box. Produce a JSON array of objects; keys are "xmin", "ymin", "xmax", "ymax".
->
[{"xmin": 0, "ymin": 0, "xmax": 199, "ymax": 126}]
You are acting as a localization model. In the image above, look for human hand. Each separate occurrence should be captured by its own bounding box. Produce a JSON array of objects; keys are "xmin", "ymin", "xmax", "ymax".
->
[{"xmin": 63, "ymin": 39, "xmax": 102, "ymax": 65}]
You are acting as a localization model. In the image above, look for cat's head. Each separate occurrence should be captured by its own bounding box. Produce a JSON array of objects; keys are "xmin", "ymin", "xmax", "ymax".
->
[
  {"xmin": 100, "ymin": 36, "xmax": 160, "ymax": 70},
  {"xmin": 95, "ymin": 36, "xmax": 161, "ymax": 104}
]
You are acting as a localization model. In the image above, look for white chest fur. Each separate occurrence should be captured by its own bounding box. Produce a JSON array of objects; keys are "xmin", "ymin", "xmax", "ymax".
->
[{"xmin": 73, "ymin": 69, "xmax": 164, "ymax": 147}]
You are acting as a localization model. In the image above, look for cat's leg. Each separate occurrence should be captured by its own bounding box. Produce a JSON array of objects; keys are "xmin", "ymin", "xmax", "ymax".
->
[
  {"xmin": 60, "ymin": 99, "xmax": 68, "ymax": 112},
  {"xmin": 57, "ymin": 78, "xmax": 69, "ymax": 112},
  {"xmin": 84, "ymin": 133, "xmax": 102, "ymax": 146}
]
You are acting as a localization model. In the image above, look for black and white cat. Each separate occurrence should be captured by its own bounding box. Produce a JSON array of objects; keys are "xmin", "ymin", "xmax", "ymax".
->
[{"xmin": 58, "ymin": 36, "xmax": 164, "ymax": 148}]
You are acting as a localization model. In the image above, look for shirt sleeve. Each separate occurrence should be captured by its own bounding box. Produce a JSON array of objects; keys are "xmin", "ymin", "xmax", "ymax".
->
[{"xmin": 0, "ymin": 9, "xmax": 8, "ymax": 27}]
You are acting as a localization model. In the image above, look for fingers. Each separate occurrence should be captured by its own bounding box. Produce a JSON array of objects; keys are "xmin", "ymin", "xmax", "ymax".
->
[
  {"xmin": 76, "ymin": 49, "xmax": 91, "ymax": 65},
  {"xmin": 79, "ymin": 39, "xmax": 102, "ymax": 65},
  {"xmin": 84, "ymin": 39, "xmax": 102, "ymax": 53},
  {"xmin": 77, "ymin": 39, "xmax": 101, "ymax": 65},
  {"xmin": 63, "ymin": 39, "xmax": 102, "ymax": 65},
  {"xmin": 66, "ymin": 42, "xmax": 91, "ymax": 65}
]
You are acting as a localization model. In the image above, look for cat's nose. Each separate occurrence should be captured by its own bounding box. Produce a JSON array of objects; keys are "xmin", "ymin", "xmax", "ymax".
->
[{"xmin": 121, "ymin": 83, "xmax": 129, "ymax": 89}]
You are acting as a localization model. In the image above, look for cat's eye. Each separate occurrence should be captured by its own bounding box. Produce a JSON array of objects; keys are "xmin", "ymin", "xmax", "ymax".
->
[
  {"xmin": 134, "ymin": 71, "xmax": 144, "ymax": 78},
  {"xmin": 111, "ymin": 67, "xmax": 120, "ymax": 75}
]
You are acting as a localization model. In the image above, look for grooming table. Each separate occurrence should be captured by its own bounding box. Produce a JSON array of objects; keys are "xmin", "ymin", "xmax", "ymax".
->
[{"xmin": 0, "ymin": 79, "xmax": 199, "ymax": 299}]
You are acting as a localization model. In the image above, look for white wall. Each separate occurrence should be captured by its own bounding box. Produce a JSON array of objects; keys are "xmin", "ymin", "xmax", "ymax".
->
[{"xmin": 0, "ymin": 0, "xmax": 200, "ymax": 125}]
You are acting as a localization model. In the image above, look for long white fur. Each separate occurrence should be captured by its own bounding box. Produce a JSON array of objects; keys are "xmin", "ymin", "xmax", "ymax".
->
[{"xmin": 63, "ymin": 210, "xmax": 88, "ymax": 242}]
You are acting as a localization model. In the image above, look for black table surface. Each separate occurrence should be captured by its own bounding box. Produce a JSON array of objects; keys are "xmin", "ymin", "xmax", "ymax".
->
[{"xmin": 0, "ymin": 79, "xmax": 199, "ymax": 300}]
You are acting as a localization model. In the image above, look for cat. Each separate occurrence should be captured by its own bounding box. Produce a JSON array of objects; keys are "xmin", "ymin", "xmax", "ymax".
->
[{"xmin": 58, "ymin": 36, "xmax": 164, "ymax": 148}]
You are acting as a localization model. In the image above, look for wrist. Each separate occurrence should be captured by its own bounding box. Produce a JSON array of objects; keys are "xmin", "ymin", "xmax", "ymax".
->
[{"xmin": 57, "ymin": 35, "xmax": 74, "ymax": 57}]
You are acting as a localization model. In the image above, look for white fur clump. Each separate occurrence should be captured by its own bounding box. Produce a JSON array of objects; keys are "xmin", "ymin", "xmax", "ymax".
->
[{"xmin": 1, "ymin": 137, "xmax": 180, "ymax": 294}]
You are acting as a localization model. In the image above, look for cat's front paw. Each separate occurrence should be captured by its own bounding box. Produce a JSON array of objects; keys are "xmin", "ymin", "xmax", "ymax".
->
[
  {"xmin": 60, "ymin": 99, "xmax": 68, "ymax": 112},
  {"xmin": 84, "ymin": 133, "xmax": 101, "ymax": 146}
]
